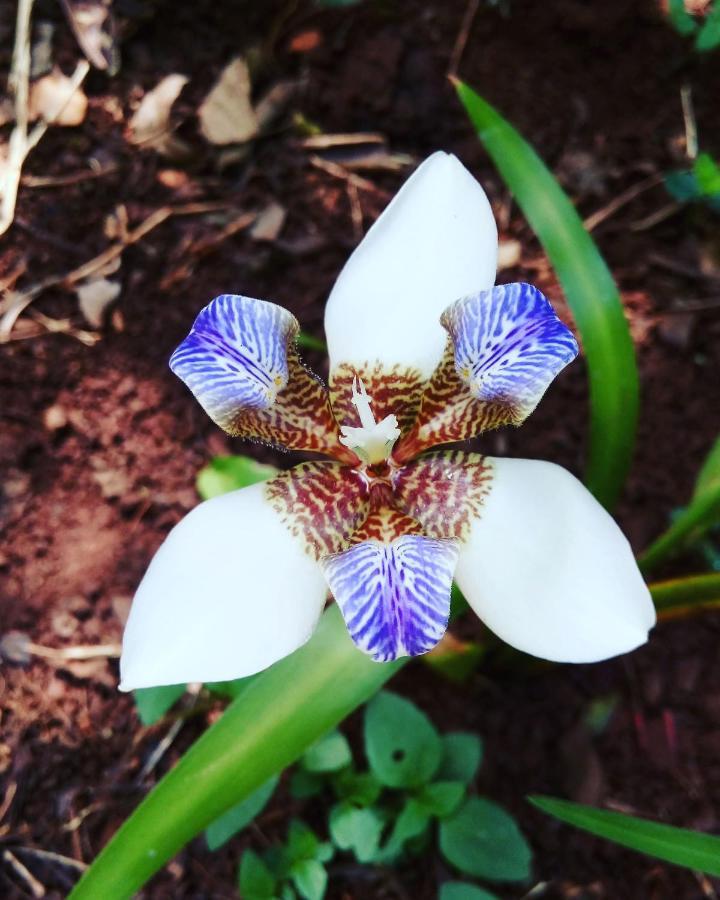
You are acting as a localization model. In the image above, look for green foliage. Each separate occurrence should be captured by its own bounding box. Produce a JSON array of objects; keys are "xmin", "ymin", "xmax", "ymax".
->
[
  {"xmin": 329, "ymin": 804, "xmax": 385, "ymax": 862},
  {"xmin": 206, "ymin": 776, "xmax": 279, "ymax": 850},
  {"xmin": 436, "ymin": 733, "xmax": 483, "ymax": 784},
  {"xmin": 302, "ymin": 729, "xmax": 353, "ymax": 773},
  {"xmin": 133, "ymin": 683, "xmax": 186, "ymax": 725},
  {"xmin": 439, "ymin": 797, "xmax": 532, "ymax": 882},
  {"xmin": 640, "ymin": 434, "xmax": 720, "ymax": 572},
  {"xmin": 440, "ymin": 882, "xmax": 501, "ymax": 900},
  {"xmin": 530, "ymin": 795, "xmax": 720, "ymax": 876},
  {"xmin": 454, "ymin": 80, "xmax": 639, "ymax": 510},
  {"xmin": 364, "ymin": 691, "xmax": 442, "ymax": 788},
  {"xmin": 665, "ymin": 153, "xmax": 720, "ymax": 213},
  {"xmin": 667, "ymin": 0, "xmax": 720, "ymax": 51},
  {"xmin": 196, "ymin": 454, "xmax": 277, "ymax": 500}
]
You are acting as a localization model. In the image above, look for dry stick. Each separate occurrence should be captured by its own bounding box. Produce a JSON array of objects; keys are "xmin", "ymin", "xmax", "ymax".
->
[
  {"xmin": 582, "ymin": 173, "xmax": 665, "ymax": 232},
  {"xmin": 681, "ymin": 84, "xmax": 698, "ymax": 161},
  {"xmin": 0, "ymin": 201, "xmax": 231, "ymax": 340},
  {"xmin": 308, "ymin": 154, "xmax": 386, "ymax": 196},
  {"xmin": 26, "ymin": 641, "xmax": 121, "ymax": 661},
  {"xmin": 16, "ymin": 846, "xmax": 88, "ymax": 873},
  {"xmin": 3, "ymin": 849, "xmax": 46, "ymax": 898},
  {"xmin": 448, "ymin": 0, "xmax": 480, "ymax": 77},
  {"xmin": 0, "ymin": 0, "xmax": 34, "ymax": 237}
]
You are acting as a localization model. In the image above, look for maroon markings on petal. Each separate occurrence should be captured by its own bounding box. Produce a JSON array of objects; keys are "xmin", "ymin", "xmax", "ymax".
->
[
  {"xmin": 392, "ymin": 450, "xmax": 493, "ymax": 542},
  {"xmin": 265, "ymin": 461, "xmax": 369, "ymax": 560},
  {"xmin": 331, "ymin": 361, "xmax": 424, "ymax": 436}
]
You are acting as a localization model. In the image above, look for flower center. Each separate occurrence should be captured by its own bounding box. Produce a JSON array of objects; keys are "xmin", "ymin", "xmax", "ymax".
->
[{"xmin": 338, "ymin": 377, "xmax": 401, "ymax": 466}]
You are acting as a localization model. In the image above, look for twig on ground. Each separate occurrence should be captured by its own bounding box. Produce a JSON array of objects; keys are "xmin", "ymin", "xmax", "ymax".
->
[
  {"xmin": 630, "ymin": 201, "xmax": 683, "ymax": 232},
  {"xmin": 448, "ymin": 0, "xmax": 480, "ymax": 77},
  {"xmin": 346, "ymin": 181, "xmax": 363, "ymax": 241},
  {"xmin": 0, "ymin": 782, "xmax": 17, "ymax": 825},
  {"xmin": 0, "ymin": 201, "xmax": 232, "ymax": 340},
  {"xmin": 16, "ymin": 847, "xmax": 87, "ymax": 873},
  {"xmin": 583, "ymin": 173, "xmax": 665, "ymax": 232},
  {"xmin": 681, "ymin": 84, "xmax": 698, "ymax": 161},
  {"xmin": 27, "ymin": 640, "xmax": 121, "ymax": 661},
  {"xmin": 308, "ymin": 154, "xmax": 389, "ymax": 198},
  {"xmin": 21, "ymin": 164, "xmax": 119, "ymax": 188},
  {"xmin": 3, "ymin": 849, "xmax": 46, "ymax": 898},
  {"xmin": 25, "ymin": 60, "xmax": 90, "ymax": 157}
]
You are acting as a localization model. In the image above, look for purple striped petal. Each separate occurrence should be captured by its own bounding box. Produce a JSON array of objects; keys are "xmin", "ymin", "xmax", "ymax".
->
[
  {"xmin": 321, "ymin": 536, "xmax": 459, "ymax": 662},
  {"xmin": 442, "ymin": 282, "xmax": 578, "ymax": 417},
  {"xmin": 170, "ymin": 294, "xmax": 297, "ymax": 431}
]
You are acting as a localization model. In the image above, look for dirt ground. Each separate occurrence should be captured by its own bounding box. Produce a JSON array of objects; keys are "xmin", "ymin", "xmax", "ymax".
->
[{"xmin": 2, "ymin": 0, "xmax": 720, "ymax": 897}]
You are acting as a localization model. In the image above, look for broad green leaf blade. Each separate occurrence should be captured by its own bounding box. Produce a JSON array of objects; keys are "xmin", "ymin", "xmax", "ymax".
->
[
  {"xmin": 291, "ymin": 859, "xmax": 327, "ymax": 900},
  {"xmin": 68, "ymin": 605, "xmax": 404, "ymax": 900},
  {"xmin": 133, "ymin": 683, "xmax": 186, "ymax": 726},
  {"xmin": 640, "ymin": 435, "xmax": 720, "ymax": 572},
  {"xmin": 668, "ymin": 0, "xmax": 699, "ymax": 36},
  {"xmin": 455, "ymin": 80, "xmax": 639, "ymax": 509},
  {"xmin": 238, "ymin": 849, "xmax": 277, "ymax": 899},
  {"xmin": 440, "ymin": 882, "xmax": 501, "ymax": 900},
  {"xmin": 364, "ymin": 690, "xmax": 442, "ymax": 788},
  {"xmin": 196, "ymin": 455, "xmax": 277, "ymax": 501},
  {"xmin": 530, "ymin": 795, "xmax": 720, "ymax": 876},
  {"xmin": 439, "ymin": 796, "xmax": 532, "ymax": 882},
  {"xmin": 205, "ymin": 775, "xmax": 279, "ymax": 850},
  {"xmin": 436, "ymin": 732, "xmax": 483, "ymax": 785},
  {"xmin": 329, "ymin": 803, "xmax": 385, "ymax": 862},
  {"xmin": 417, "ymin": 781, "xmax": 466, "ymax": 818},
  {"xmin": 301, "ymin": 729, "xmax": 352, "ymax": 773}
]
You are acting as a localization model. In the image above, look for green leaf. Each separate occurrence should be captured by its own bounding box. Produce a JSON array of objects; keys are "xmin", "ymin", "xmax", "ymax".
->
[
  {"xmin": 68, "ymin": 605, "xmax": 405, "ymax": 900},
  {"xmin": 696, "ymin": 3, "xmax": 720, "ymax": 51},
  {"xmin": 439, "ymin": 796, "xmax": 532, "ymax": 882},
  {"xmin": 238, "ymin": 850, "xmax": 277, "ymax": 899},
  {"xmin": 664, "ymin": 170, "xmax": 702, "ymax": 202},
  {"xmin": 379, "ymin": 798, "xmax": 431, "ymax": 861},
  {"xmin": 417, "ymin": 781, "xmax": 466, "ymax": 818},
  {"xmin": 290, "ymin": 769, "xmax": 326, "ymax": 800},
  {"xmin": 297, "ymin": 331, "xmax": 328, "ymax": 352},
  {"xmin": 455, "ymin": 80, "xmax": 639, "ymax": 509},
  {"xmin": 301, "ymin": 730, "xmax": 352, "ymax": 773},
  {"xmin": 652, "ymin": 572, "xmax": 720, "ymax": 617},
  {"xmin": 668, "ymin": 0, "xmax": 699, "ymax": 35},
  {"xmin": 640, "ymin": 435, "xmax": 720, "ymax": 572},
  {"xmin": 332, "ymin": 769, "xmax": 382, "ymax": 806},
  {"xmin": 440, "ymin": 882, "xmax": 501, "ymax": 900},
  {"xmin": 693, "ymin": 153, "xmax": 720, "ymax": 195},
  {"xmin": 206, "ymin": 775, "xmax": 279, "ymax": 850},
  {"xmin": 364, "ymin": 691, "xmax": 442, "ymax": 788},
  {"xmin": 530, "ymin": 795, "xmax": 720, "ymax": 876},
  {"xmin": 287, "ymin": 820, "xmax": 321, "ymax": 862},
  {"xmin": 423, "ymin": 637, "xmax": 483, "ymax": 683},
  {"xmin": 291, "ymin": 859, "xmax": 327, "ymax": 900},
  {"xmin": 133, "ymin": 684, "xmax": 185, "ymax": 726},
  {"xmin": 205, "ymin": 674, "xmax": 256, "ymax": 700},
  {"xmin": 196, "ymin": 455, "xmax": 276, "ymax": 500},
  {"xmin": 329, "ymin": 803, "xmax": 385, "ymax": 862},
  {"xmin": 436, "ymin": 733, "xmax": 483, "ymax": 785}
]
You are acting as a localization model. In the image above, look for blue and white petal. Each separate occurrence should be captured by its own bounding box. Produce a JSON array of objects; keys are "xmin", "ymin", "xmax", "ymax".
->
[
  {"xmin": 454, "ymin": 457, "xmax": 656, "ymax": 664},
  {"xmin": 442, "ymin": 283, "xmax": 578, "ymax": 419},
  {"xmin": 120, "ymin": 481, "xmax": 328, "ymax": 689},
  {"xmin": 321, "ymin": 536, "xmax": 459, "ymax": 662},
  {"xmin": 170, "ymin": 294, "xmax": 297, "ymax": 432}
]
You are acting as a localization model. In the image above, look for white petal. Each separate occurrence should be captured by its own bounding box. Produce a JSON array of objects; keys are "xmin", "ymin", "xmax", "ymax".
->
[
  {"xmin": 120, "ymin": 482, "xmax": 327, "ymax": 690},
  {"xmin": 324, "ymin": 152, "xmax": 498, "ymax": 380},
  {"xmin": 455, "ymin": 458, "xmax": 655, "ymax": 663}
]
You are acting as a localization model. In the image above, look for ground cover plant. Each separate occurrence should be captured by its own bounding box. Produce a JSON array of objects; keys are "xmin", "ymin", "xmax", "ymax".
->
[{"xmin": 2, "ymin": 1, "xmax": 720, "ymax": 898}]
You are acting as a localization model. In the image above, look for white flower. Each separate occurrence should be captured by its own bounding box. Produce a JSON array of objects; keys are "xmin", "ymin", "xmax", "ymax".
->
[{"xmin": 120, "ymin": 152, "xmax": 655, "ymax": 690}]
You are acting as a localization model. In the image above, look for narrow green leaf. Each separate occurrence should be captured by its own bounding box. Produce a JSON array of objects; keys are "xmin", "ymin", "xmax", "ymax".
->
[
  {"xmin": 696, "ymin": 3, "xmax": 720, "ymax": 51},
  {"xmin": 364, "ymin": 690, "xmax": 442, "ymax": 788},
  {"xmin": 206, "ymin": 775, "xmax": 279, "ymax": 850},
  {"xmin": 238, "ymin": 849, "xmax": 277, "ymax": 899},
  {"xmin": 379, "ymin": 798, "xmax": 431, "ymax": 861},
  {"xmin": 693, "ymin": 154, "xmax": 720, "ymax": 195},
  {"xmin": 291, "ymin": 859, "xmax": 327, "ymax": 900},
  {"xmin": 301, "ymin": 730, "xmax": 352, "ymax": 773},
  {"xmin": 455, "ymin": 80, "xmax": 639, "ymax": 509},
  {"xmin": 530, "ymin": 795, "xmax": 720, "ymax": 876},
  {"xmin": 440, "ymin": 882, "xmax": 501, "ymax": 900},
  {"xmin": 196, "ymin": 455, "xmax": 277, "ymax": 500},
  {"xmin": 668, "ymin": 0, "xmax": 699, "ymax": 35},
  {"xmin": 297, "ymin": 331, "xmax": 328, "ymax": 352},
  {"xmin": 68, "ymin": 605, "xmax": 404, "ymax": 900},
  {"xmin": 436, "ymin": 733, "xmax": 483, "ymax": 785},
  {"xmin": 439, "ymin": 796, "xmax": 532, "ymax": 882},
  {"xmin": 640, "ymin": 435, "xmax": 720, "ymax": 572},
  {"xmin": 133, "ymin": 684, "xmax": 186, "ymax": 726},
  {"xmin": 651, "ymin": 572, "xmax": 720, "ymax": 616}
]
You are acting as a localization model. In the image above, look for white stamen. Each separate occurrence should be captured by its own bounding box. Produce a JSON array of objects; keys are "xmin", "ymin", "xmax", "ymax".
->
[{"xmin": 339, "ymin": 376, "xmax": 401, "ymax": 465}]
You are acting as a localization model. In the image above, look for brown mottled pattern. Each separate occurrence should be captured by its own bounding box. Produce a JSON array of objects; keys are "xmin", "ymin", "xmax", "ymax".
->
[
  {"xmin": 265, "ymin": 461, "xmax": 369, "ymax": 559},
  {"xmin": 394, "ymin": 341, "xmax": 521, "ymax": 460},
  {"xmin": 351, "ymin": 507, "xmax": 424, "ymax": 544},
  {"xmin": 330, "ymin": 361, "xmax": 425, "ymax": 435},
  {"xmin": 229, "ymin": 348, "xmax": 353, "ymax": 461},
  {"xmin": 392, "ymin": 450, "xmax": 493, "ymax": 542}
]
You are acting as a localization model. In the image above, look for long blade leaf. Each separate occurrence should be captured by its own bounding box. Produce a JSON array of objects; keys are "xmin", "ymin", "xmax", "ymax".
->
[
  {"xmin": 69, "ymin": 606, "xmax": 404, "ymax": 899},
  {"xmin": 530, "ymin": 795, "xmax": 720, "ymax": 876},
  {"xmin": 454, "ymin": 80, "xmax": 639, "ymax": 509}
]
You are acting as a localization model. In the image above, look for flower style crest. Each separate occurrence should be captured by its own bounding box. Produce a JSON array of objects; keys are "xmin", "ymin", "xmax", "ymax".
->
[{"xmin": 120, "ymin": 152, "xmax": 655, "ymax": 691}]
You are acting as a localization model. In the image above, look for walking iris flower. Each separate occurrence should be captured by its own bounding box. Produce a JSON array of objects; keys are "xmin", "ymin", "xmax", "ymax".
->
[{"xmin": 120, "ymin": 152, "xmax": 655, "ymax": 690}]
